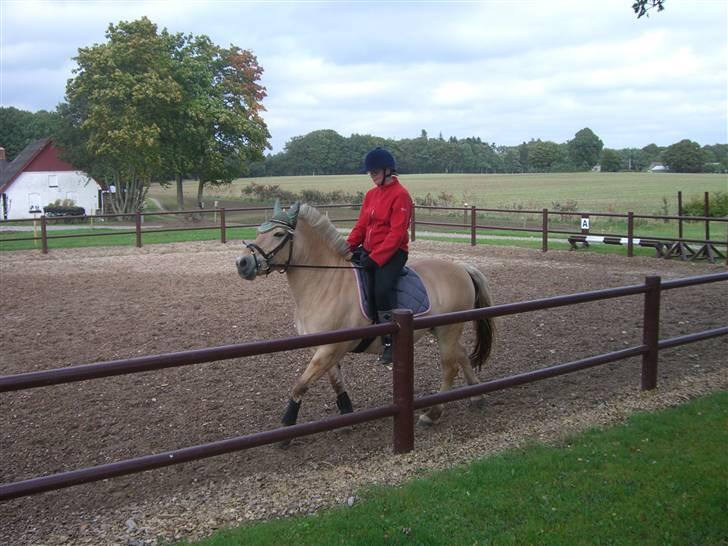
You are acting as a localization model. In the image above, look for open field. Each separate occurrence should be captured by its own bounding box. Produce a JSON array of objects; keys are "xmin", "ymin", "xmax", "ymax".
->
[{"xmin": 148, "ymin": 172, "xmax": 728, "ymax": 215}]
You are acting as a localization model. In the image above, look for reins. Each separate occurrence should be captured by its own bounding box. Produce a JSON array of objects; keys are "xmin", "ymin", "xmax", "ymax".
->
[{"xmin": 243, "ymin": 230, "xmax": 363, "ymax": 276}]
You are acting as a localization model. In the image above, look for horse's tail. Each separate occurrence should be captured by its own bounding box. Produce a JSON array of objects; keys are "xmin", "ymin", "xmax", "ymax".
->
[{"xmin": 463, "ymin": 264, "xmax": 496, "ymax": 370}]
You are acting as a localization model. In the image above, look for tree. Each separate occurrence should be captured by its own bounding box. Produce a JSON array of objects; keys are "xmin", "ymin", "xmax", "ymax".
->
[
  {"xmin": 662, "ymin": 139, "xmax": 708, "ymax": 173},
  {"xmin": 633, "ymin": 0, "xmax": 665, "ymax": 18},
  {"xmin": 57, "ymin": 18, "xmax": 181, "ymax": 214},
  {"xmin": 0, "ymin": 107, "xmax": 60, "ymax": 160},
  {"xmin": 567, "ymin": 128, "xmax": 604, "ymax": 170},
  {"xmin": 56, "ymin": 17, "xmax": 269, "ymax": 214},
  {"xmin": 190, "ymin": 45, "xmax": 269, "ymax": 207},
  {"xmin": 529, "ymin": 140, "xmax": 561, "ymax": 171},
  {"xmin": 600, "ymin": 149, "xmax": 622, "ymax": 172}
]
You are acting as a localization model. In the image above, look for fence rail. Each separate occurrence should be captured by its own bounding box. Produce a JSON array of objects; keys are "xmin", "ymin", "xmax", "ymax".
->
[
  {"xmin": 1, "ymin": 271, "xmax": 726, "ymax": 501},
  {"xmin": 2, "ymin": 195, "xmax": 726, "ymax": 263}
]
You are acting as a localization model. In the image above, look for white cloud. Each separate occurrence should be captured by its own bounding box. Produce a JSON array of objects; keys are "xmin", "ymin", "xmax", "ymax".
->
[{"xmin": 1, "ymin": 0, "xmax": 726, "ymax": 152}]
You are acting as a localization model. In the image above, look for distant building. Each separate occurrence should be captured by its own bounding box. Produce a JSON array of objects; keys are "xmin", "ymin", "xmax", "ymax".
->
[
  {"xmin": 648, "ymin": 162, "xmax": 668, "ymax": 173},
  {"xmin": 0, "ymin": 139, "xmax": 104, "ymax": 220}
]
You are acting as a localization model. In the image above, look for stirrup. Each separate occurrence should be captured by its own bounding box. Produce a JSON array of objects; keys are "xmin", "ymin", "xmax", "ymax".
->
[{"xmin": 376, "ymin": 343, "xmax": 393, "ymax": 366}]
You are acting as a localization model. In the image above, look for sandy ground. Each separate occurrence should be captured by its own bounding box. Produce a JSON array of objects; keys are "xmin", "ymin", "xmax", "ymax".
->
[{"xmin": 0, "ymin": 239, "xmax": 726, "ymax": 545}]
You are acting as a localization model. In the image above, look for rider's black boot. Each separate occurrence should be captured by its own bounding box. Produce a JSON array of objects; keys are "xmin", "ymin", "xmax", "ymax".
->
[{"xmin": 376, "ymin": 310, "xmax": 393, "ymax": 366}]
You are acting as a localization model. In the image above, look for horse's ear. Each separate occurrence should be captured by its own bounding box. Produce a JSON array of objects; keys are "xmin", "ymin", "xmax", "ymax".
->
[
  {"xmin": 287, "ymin": 201, "xmax": 301, "ymax": 229},
  {"xmin": 272, "ymin": 199, "xmax": 282, "ymax": 217}
]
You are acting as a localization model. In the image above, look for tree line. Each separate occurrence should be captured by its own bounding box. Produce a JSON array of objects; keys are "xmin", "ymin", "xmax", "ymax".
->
[
  {"xmin": 249, "ymin": 128, "xmax": 727, "ymax": 177},
  {"xmin": 5, "ymin": 105, "xmax": 724, "ymax": 188}
]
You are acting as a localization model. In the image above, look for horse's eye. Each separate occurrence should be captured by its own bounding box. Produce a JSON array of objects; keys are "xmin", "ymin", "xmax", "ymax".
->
[{"xmin": 273, "ymin": 231, "xmax": 285, "ymax": 238}]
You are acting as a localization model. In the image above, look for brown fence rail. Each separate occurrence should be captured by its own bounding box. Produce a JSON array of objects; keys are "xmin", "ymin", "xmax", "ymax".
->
[
  {"xmin": 1, "ymin": 271, "xmax": 726, "ymax": 501},
  {"xmin": 2, "ymin": 195, "xmax": 726, "ymax": 263}
]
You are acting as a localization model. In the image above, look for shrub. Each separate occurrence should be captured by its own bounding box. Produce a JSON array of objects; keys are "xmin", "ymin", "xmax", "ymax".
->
[
  {"xmin": 44, "ymin": 199, "xmax": 85, "ymax": 223},
  {"xmin": 682, "ymin": 192, "xmax": 728, "ymax": 217}
]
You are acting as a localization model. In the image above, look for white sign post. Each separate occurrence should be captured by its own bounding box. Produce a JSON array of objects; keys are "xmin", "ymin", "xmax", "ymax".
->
[{"xmin": 580, "ymin": 217, "xmax": 590, "ymax": 231}]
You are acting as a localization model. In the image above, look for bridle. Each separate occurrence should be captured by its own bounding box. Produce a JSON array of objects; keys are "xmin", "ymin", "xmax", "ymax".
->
[
  {"xmin": 243, "ymin": 226, "xmax": 295, "ymax": 275},
  {"xmin": 243, "ymin": 226, "xmax": 362, "ymax": 276}
]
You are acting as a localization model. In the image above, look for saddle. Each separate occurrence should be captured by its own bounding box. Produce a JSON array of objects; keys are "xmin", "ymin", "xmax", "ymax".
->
[
  {"xmin": 350, "ymin": 257, "xmax": 431, "ymax": 354},
  {"xmin": 352, "ymin": 252, "xmax": 431, "ymax": 322}
]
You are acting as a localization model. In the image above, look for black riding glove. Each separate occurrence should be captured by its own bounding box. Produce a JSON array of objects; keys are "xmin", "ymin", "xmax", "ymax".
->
[{"xmin": 361, "ymin": 256, "xmax": 379, "ymax": 270}]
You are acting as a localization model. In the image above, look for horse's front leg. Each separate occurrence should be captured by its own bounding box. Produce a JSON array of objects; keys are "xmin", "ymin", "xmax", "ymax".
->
[
  {"xmin": 280, "ymin": 344, "xmax": 348, "ymax": 445},
  {"xmin": 328, "ymin": 364, "xmax": 353, "ymax": 414}
]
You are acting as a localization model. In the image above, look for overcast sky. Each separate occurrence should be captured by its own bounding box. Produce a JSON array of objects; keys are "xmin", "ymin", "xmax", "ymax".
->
[{"xmin": 1, "ymin": 0, "xmax": 726, "ymax": 153}]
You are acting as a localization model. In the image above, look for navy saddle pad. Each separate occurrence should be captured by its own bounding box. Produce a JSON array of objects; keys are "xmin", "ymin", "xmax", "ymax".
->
[{"xmin": 354, "ymin": 265, "xmax": 431, "ymax": 321}]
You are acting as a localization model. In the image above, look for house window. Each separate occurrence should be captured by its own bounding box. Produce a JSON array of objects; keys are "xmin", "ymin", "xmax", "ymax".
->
[{"xmin": 48, "ymin": 174, "xmax": 58, "ymax": 187}]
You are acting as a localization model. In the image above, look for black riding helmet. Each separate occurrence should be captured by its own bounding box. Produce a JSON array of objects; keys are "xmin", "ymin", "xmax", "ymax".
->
[{"xmin": 361, "ymin": 147, "xmax": 397, "ymax": 174}]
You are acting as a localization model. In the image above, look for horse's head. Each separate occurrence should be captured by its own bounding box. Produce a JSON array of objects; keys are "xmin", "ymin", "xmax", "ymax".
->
[{"xmin": 236, "ymin": 200, "xmax": 301, "ymax": 280}]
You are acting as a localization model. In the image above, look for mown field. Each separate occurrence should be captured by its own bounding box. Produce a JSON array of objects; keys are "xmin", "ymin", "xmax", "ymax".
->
[
  {"xmin": 149, "ymin": 172, "xmax": 728, "ymax": 215},
  {"xmin": 2, "ymin": 172, "xmax": 725, "ymax": 254}
]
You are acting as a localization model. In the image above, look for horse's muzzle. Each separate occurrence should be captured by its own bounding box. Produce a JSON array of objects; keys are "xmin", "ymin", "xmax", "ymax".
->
[{"xmin": 236, "ymin": 255, "xmax": 258, "ymax": 280}]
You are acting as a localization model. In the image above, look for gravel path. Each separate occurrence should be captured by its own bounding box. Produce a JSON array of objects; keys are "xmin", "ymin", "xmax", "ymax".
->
[{"xmin": 0, "ymin": 239, "xmax": 725, "ymax": 545}]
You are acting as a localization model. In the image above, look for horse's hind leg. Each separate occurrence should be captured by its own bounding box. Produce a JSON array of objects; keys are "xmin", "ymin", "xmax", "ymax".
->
[
  {"xmin": 419, "ymin": 325, "xmax": 463, "ymax": 427},
  {"xmin": 328, "ymin": 364, "xmax": 353, "ymax": 414},
  {"xmin": 459, "ymin": 350, "xmax": 485, "ymax": 408}
]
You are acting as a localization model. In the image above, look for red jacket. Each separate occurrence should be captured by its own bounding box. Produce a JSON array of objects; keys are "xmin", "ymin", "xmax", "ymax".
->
[{"xmin": 347, "ymin": 176, "xmax": 412, "ymax": 266}]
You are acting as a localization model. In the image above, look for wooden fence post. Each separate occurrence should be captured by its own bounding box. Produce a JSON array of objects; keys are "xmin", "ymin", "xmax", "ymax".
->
[
  {"xmin": 542, "ymin": 208, "xmax": 548, "ymax": 252},
  {"xmin": 470, "ymin": 205, "xmax": 476, "ymax": 246},
  {"xmin": 641, "ymin": 275, "xmax": 661, "ymax": 391},
  {"xmin": 41, "ymin": 215, "xmax": 48, "ymax": 255},
  {"xmin": 410, "ymin": 206, "xmax": 416, "ymax": 242},
  {"xmin": 135, "ymin": 211, "xmax": 142, "ymax": 248},
  {"xmin": 627, "ymin": 212, "xmax": 634, "ymax": 257},
  {"xmin": 219, "ymin": 208, "xmax": 227, "ymax": 244},
  {"xmin": 392, "ymin": 308, "xmax": 415, "ymax": 454},
  {"xmin": 677, "ymin": 191, "xmax": 683, "ymax": 239}
]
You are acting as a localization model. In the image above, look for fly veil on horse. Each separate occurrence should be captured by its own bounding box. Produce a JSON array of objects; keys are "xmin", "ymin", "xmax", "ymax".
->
[{"xmin": 236, "ymin": 202, "xmax": 495, "ymax": 428}]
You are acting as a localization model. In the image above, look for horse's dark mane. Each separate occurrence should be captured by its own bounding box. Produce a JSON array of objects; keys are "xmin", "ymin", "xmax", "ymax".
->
[{"xmin": 299, "ymin": 204, "xmax": 351, "ymax": 257}]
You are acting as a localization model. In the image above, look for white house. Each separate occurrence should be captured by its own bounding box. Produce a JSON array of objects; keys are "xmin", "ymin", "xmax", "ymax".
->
[{"xmin": 0, "ymin": 139, "xmax": 104, "ymax": 220}]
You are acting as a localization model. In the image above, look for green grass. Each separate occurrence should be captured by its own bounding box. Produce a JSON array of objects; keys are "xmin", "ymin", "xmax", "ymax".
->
[
  {"xmin": 0, "ymin": 227, "xmax": 258, "ymax": 251},
  {"xmin": 182, "ymin": 391, "xmax": 728, "ymax": 546},
  {"xmin": 150, "ymin": 172, "xmax": 728, "ymax": 215}
]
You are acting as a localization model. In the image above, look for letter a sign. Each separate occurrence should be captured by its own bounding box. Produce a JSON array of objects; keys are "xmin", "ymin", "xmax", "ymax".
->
[{"xmin": 580, "ymin": 217, "xmax": 590, "ymax": 230}]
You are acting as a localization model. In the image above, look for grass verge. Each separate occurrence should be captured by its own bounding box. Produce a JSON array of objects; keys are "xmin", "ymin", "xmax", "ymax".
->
[{"xmin": 181, "ymin": 391, "xmax": 728, "ymax": 546}]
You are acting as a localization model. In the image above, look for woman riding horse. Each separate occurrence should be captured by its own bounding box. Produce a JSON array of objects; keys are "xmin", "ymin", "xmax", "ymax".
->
[
  {"xmin": 236, "ymin": 200, "xmax": 496, "ymax": 433},
  {"xmin": 348, "ymin": 147, "xmax": 413, "ymax": 365}
]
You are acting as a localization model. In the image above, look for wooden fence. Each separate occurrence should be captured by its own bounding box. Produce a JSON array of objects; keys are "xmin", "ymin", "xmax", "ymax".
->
[
  {"xmin": 1, "ymin": 271, "xmax": 726, "ymax": 501},
  {"xmin": 1, "ymin": 199, "xmax": 726, "ymax": 263}
]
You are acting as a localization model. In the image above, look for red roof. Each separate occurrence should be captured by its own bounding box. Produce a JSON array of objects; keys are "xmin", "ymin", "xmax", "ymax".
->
[{"xmin": 0, "ymin": 139, "xmax": 102, "ymax": 192}]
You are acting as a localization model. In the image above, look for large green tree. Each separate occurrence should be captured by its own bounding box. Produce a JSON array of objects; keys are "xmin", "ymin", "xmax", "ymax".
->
[
  {"xmin": 163, "ymin": 38, "xmax": 269, "ymax": 209},
  {"xmin": 57, "ymin": 18, "xmax": 181, "ymax": 213},
  {"xmin": 567, "ymin": 128, "xmax": 604, "ymax": 170},
  {"xmin": 56, "ymin": 17, "xmax": 269, "ymax": 214},
  {"xmin": 662, "ymin": 139, "xmax": 708, "ymax": 173}
]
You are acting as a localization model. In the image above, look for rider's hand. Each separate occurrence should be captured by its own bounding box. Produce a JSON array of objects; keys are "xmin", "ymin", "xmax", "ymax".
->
[{"xmin": 361, "ymin": 256, "xmax": 379, "ymax": 270}]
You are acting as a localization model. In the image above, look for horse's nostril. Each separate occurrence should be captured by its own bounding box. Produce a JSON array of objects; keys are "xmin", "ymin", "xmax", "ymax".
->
[{"xmin": 236, "ymin": 256, "xmax": 257, "ymax": 280}]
